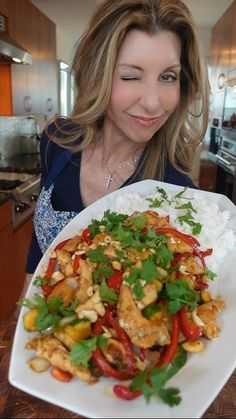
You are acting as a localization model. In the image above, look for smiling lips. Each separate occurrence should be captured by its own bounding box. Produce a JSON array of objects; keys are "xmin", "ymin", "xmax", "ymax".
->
[{"xmin": 130, "ymin": 114, "xmax": 161, "ymax": 127}]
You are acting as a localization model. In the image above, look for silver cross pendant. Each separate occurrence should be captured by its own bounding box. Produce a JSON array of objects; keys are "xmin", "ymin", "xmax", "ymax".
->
[{"xmin": 105, "ymin": 173, "xmax": 114, "ymax": 189}]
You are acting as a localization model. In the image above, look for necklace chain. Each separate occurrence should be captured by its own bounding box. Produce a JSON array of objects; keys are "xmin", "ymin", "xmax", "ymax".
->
[{"xmin": 102, "ymin": 149, "xmax": 141, "ymax": 190}]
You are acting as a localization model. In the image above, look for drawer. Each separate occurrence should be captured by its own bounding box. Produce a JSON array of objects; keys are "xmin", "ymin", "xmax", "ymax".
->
[{"xmin": 0, "ymin": 200, "xmax": 12, "ymax": 230}]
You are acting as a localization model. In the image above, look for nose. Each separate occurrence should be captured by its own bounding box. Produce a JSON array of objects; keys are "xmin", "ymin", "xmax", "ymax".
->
[{"xmin": 139, "ymin": 81, "xmax": 163, "ymax": 115}]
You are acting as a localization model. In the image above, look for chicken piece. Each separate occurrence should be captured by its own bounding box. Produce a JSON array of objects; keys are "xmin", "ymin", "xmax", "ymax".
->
[
  {"xmin": 62, "ymin": 236, "xmax": 81, "ymax": 253},
  {"xmin": 166, "ymin": 236, "xmax": 193, "ymax": 254},
  {"xmin": 180, "ymin": 256, "xmax": 205, "ymax": 275},
  {"xmin": 74, "ymin": 259, "xmax": 93, "ymax": 303},
  {"xmin": 101, "ymin": 338, "xmax": 126, "ymax": 366},
  {"xmin": 126, "ymin": 247, "xmax": 151, "ymax": 263},
  {"xmin": 53, "ymin": 329, "xmax": 76, "ymax": 349},
  {"xmin": 25, "ymin": 335, "xmax": 95, "ymax": 383},
  {"xmin": 144, "ymin": 210, "xmax": 170, "ymax": 228},
  {"xmin": 104, "ymin": 245, "xmax": 118, "ymax": 258},
  {"xmin": 197, "ymin": 299, "xmax": 225, "ymax": 339},
  {"xmin": 137, "ymin": 282, "xmax": 158, "ymax": 309},
  {"xmin": 117, "ymin": 285, "xmax": 170, "ymax": 348},
  {"xmin": 75, "ymin": 289, "xmax": 105, "ymax": 321},
  {"xmin": 56, "ymin": 249, "xmax": 73, "ymax": 277},
  {"xmin": 92, "ymin": 232, "xmax": 111, "ymax": 246}
]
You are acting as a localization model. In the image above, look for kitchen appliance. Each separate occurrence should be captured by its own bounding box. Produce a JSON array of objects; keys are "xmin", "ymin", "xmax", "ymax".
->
[
  {"xmin": 0, "ymin": 172, "xmax": 40, "ymax": 230},
  {"xmin": 215, "ymin": 130, "xmax": 236, "ymax": 203},
  {"xmin": 209, "ymin": 126, "xmax": 221, "ymax": 154},
  {"xmin": 222, "ymin": 73, "xmax": 236, "ymax": 130},
  {"xmin": 0, "ymin": 14, "xmax": 32, "ymax": 65}
]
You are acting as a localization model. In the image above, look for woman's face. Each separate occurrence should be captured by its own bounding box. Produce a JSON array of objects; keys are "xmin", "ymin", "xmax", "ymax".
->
[{"xmin": 105, "ymin": 29, "xmax": 181, "ymax": 144}]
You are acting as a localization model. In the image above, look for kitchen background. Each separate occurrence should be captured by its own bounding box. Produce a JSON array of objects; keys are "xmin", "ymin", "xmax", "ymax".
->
[{"xmin": 0, "ymin": 0, "xmax": 236, "ymax": 321}]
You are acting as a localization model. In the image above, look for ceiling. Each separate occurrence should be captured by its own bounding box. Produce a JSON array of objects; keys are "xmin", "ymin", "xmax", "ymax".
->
[{"xmin": 31, "ymin": 0, "xmax": 233, "ymax": 46}]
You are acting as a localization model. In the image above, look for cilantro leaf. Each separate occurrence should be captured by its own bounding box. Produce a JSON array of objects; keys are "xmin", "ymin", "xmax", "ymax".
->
[
  {"xmin": 205, "ymin": 269, "xmax": 217, "ymax": 280},
  {"xmin": 129, "ymin": 214, "xmax": 147, "ymax": 229},
  {"xmin": 87, "ymin": 247, "xmax": 105, "ymax": 263},
  {"xmin": 130, "ymin": 355, "xmax": 186, "ymax": 407},
  {"xmin": 132, "ymin": 280, "xmax": 144, "ymax": 300},
  {"xmin": 165, "ymin": 280, "xmax": 197, "ymax": 313},
  {"xmin": 99, "ymin": 279, "xmax": 118, "ymax": 303},
  {"xmin": 93, "ymin": 263, "xmax": 114, "ymax": 283},
  {"xmin": 158, "ymin": 387, "xmax": 181, "ymax": 406},
  {"xmin": 175, "ymin": 202, "xmax": 197, "ymax": 213},
  {"xmin": 174, "ymin": 187, "xmax": 188, "ymax": 199},
  {"xmin": 33, "ymin": 276, "xmax": 48, "ymax": 287},
  {"xmin": 156, "ymin": 243, "xmax": 174, "ymax": 268},
  {"xmin": 130, "ymin": 370, "xmax": 147, "ymax": 391},
  {"xmin": 141, "ymin": 259, "xmax": 157, "ymax": 282},
  {"xmin": 192, "ymin": 223, "xmax": 202, "ymax": 235},
  {"xmin": 47, "ymin": 296, "xmax": 78, "ymax": 317},
  {"xmin": 70, "ymin": 337, "xmax": 97, "ymax": 367},
  {"xmin": 147, "ymin": 197, "xmax": 164, "ymax": 208}
]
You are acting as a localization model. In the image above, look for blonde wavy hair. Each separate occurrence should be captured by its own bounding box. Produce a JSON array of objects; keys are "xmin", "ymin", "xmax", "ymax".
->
[{"xmin": 49, "ymin": 0, "xmax": 210, "ymax": 180}]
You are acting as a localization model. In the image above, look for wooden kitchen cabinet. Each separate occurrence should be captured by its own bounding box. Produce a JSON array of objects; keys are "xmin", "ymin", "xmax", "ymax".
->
[
  {"xmin": 229, "ymin": 0, "xmax": 236, "ymax": 71},
  {"xmin": 13, "ymin": 217, "xmax": 33, "ymax": 305},
  {"xmin": 0, "ymin": 200, "xmax": 33, "ymax": 321},
  {"xmin": 209, "ymin": 0, "xmax": 235, "ymax": 90},
  {"xmin": 199, "ymin": 159, "xmax": 217, "ymax": 192},
  {"xmin": 0, "ymin": 0, "xmax": 58, "ymax": 117},
  {"xmin": 209, "ymin": 0, "xmax": 236, "ymax": 128},
  {"xmin": 0, "ymin": 200, "xmax": 14, "ymax": 321},
  {"xmin": 0, "ymin": 0, "xmax": 8, "ymax": 16}
]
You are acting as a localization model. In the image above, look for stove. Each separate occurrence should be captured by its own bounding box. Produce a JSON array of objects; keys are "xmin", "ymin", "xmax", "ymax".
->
[
  {"xmin": 0, "ymin": 172, "xmax": 40, "ymax": 229},
  {"xmin": 215, "ymin": 130, "xmax": 236, "ymax": 204}
]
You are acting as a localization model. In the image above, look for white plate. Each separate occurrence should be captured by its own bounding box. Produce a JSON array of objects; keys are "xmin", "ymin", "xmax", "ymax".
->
[{"xmin": 9, "ymin": 180, "xmax": 236, "ymax": 418}]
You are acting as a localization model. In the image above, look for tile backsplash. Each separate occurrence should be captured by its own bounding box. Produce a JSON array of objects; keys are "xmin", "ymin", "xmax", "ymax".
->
[{"xmin": 0, "ymin": 115, "xmax": 40, "ymax": 166}]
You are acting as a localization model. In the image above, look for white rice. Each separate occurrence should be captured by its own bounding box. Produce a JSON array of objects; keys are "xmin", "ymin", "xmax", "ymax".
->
[{"xmin": 108, "ymin": 187, "xmax": 236, "ymax": 273}]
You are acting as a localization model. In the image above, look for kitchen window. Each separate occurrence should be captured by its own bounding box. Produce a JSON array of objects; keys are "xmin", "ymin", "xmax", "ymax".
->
[{"xmin": 58, "ymin": 61, "xmax": 75, "ymax": 117}]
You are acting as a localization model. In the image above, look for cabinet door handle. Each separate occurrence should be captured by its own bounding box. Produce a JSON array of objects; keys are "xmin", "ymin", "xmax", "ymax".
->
[{"xmin": 216, "ymin": 155, "xmax": 236, "ymax": 166}]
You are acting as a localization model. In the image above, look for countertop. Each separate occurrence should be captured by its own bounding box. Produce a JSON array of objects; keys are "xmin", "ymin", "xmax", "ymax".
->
[{"xmin": 1, "ymin": 315, "xmax": 236, "ymax": 418}]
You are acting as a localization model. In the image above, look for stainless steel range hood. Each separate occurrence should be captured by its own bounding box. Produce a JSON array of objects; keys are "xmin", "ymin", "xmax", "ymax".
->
[{"xmin": 0, "ymin": 32, "xmax": 32, "ymax": 65}]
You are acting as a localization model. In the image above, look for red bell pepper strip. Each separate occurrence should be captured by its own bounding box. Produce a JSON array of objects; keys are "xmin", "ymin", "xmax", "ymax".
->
[
  {"xmin": 157, "ymin": 314, "xmax": 180, "ymax": 366},
  {"xmin": 44, "ymin": 257, "xmax": 56, "ymax": 280},
  {"xmin": 171, "ymin": 252, "xmax": 192, "ymax": 266},
  {"xmin": 41, "ymin": 238, "xmax": 71, "ymax": 296},
  {"xmin": 194, "ymin": 280, "xmax": 209, "ymax": 290},
  {"xmin": 139, "ymin": 347, "xmax": 149, "ymax": 361},
  {"xmin": 193, "ymin": 248, "xmax": 213, "ymax": 268},
  {"xmin": 92, "ymin": 313, "xmax": 107, "ymax": 335},
  {"xmin": 41, "ymin": 284, "xmax": 56, "ymax": 298},
  {"xmin": 44, "ymin": 238, "xmax": 71, "ymax": 280},
  {"xmin": 82, "ymin": 227, "xmax": 91, "ymax": 244},
  {"xmin": 91, "ymin": 347, "xmax": 133, "ymax": 380},
  {"xmin": 107, "ymin": 270, "xmax": 123, "ymax": 292},
  {"xmin": 179, "ymin": 307, "xmax": 202, "ymax": 341},
  {"xmin": 73, "ymin": 254, "xmax": 80, "ymax": 275},
  {"xmin": 113, "ymin": 316, "xmax": 180, "ymax": 401},
  {"xmin": 156, "ymin": 227, "xmax": 200, "ymax": 248},
  {"xmin": 113, "ymin": 384, "xmax": 142, "ymax": 400},
  {"xmin": 50, "ymin": 366, "xmax": 73, "ymax": 382},
  {"xmin": 105, "ymin": 308, "xmax": 136, "ymax": 372}
]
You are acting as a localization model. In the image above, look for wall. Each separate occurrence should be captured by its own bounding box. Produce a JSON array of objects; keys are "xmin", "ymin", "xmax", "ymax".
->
[
  {"xmin": 0, "ymin": 65, "xmax": 12, "ymax": 115},
  {"xmin": 0, "ymin": 0, "xmax": 58, "ymax": 123}
]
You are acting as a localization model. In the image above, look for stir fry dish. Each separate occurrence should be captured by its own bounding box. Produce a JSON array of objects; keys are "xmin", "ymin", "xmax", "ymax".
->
[{"xmin": 20, "ymin": 210, "xmax": 225, "ymax": 406}]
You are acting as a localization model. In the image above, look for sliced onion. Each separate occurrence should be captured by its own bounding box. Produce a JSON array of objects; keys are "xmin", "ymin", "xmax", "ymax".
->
[
  {"xmin": 59, "ymin": 314, "xmax": 77, "ymax": 327},
  {"xmin": 64, "ymin": 276, "xmax": 78, "ymax": 288},
  {"xmin": 27, "ymin": 357, "xmax": 50, "ymax": 372}
]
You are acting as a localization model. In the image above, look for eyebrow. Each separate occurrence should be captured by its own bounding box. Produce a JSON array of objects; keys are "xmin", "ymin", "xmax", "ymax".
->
[{"xmin": 118, "ymin": 63, "xmax": 181, "ymax": 71}]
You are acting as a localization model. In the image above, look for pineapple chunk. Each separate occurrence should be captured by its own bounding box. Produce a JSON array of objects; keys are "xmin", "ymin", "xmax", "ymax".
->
[
  {"xmin": 65, "ymin": 320, "xmax": 91, "ymax": 342},
  {"xmin": 23, "ymin": 308, "xmax": 39, "ymax": 331}
]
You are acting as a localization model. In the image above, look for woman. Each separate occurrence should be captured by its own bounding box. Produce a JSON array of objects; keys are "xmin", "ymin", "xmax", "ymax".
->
[{"xmin": 25, "ymin": 0, "xmax": 209, "ymax": 278}]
